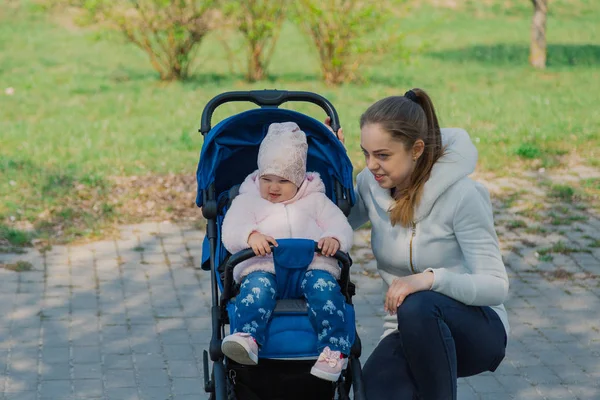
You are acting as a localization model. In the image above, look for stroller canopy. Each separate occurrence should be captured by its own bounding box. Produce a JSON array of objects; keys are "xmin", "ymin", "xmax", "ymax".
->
[{"xmin": 195, "ymin": 108, "xmax": 355, "ymax": 209}]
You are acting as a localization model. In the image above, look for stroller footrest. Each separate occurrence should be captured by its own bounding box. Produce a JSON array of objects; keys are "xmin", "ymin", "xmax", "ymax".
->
[{"xmin": 274, "ymin": 299, "xmax": 307, "ymax": 314}]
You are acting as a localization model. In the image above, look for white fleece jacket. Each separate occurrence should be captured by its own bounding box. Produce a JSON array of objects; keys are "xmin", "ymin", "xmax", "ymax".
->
[
  {"xmin": 349, "ymin": 128, "xmax": 510, "ymax": 338},
  {"xmin": 222, "ymin": 171, "xmax": 354, "ymax": 283}
]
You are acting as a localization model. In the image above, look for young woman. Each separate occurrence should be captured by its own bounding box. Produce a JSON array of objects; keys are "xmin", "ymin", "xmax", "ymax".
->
[{"xmin": 328, "ymin": 88, "xmax": 509, "ymax": 399}]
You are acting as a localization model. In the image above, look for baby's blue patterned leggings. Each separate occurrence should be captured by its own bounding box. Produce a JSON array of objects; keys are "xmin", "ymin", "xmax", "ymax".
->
[{"xmin": 234, "ymin": 270, "xmax": 349, "ymax": 355}]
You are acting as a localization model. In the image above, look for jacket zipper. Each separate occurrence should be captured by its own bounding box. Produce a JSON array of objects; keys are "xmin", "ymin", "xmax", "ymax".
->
[{"xmin": 409, "ymin": 222, "xmax": 416, "ymax": 274}]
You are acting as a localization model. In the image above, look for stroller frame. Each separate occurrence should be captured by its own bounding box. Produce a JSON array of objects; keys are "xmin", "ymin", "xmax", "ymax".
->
[{"xmin": 197, "ymin": 90, "xmax": 367, "ymax": 400}]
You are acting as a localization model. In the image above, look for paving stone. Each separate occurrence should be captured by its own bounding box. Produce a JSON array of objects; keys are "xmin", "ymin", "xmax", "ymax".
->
[
  {"xmin": 466, "ymin": 375, "xmax": 506, "ymax": 393},
  {"xmin": 548, "ymin": 362, "xmax": 590, "ymax": 384},
  {"xmin": 160, "ymin": 330, "xmax": 190, "ymax": 345},
  {"xmin": 519, "ymin": 365, "xmax": 562, "ymax": 385},
  {"xmin": 105, "ymin": 369, "xmax": 137, "ymax": 388},
  {"xmin": 72, "ymin": 346, "xmax": 101, "ymax": 364},
  {"xmin": 535, "ymin": 383, "xmax": 578, "ymax": 399},
  {"xmin": 133, "ymin": 353, "xmax": 165, "ymax": 370},
  {"xmin": 103, "ymin": 354, "xmax": 134, "ymax": 370},
  {"xmin": 106, "ymin": 387, "xmax": 140, "ymax": 400},
  {"xmin": 137, "ymin": 368, "xmax": 170, "ymax": 388},
  {"xmin": 130, "ymin": 340, "xmax": 162, "ymax": 355},
  {"xmin": 566, "ymin": 384, "xmax": 600, "ymax": 400},
  {"xmin": 138, "ymin": 385, "xmax": 172, "ymax": 400},
  {"xmin": 40, "ymin": 363, "xmax": 71, "ymax": 380},
  {"xmin": 102, "ymin": 337, "xmax": 131, "ymax": 355},
  {"xmin": 4, "ymin": 211, "xmax": 599, "ymax": 400},
  {"xmin": 5, "ymin": 373, "xmax": 38, "ymax": 392},
  {"xmin": 168, "ymin": 360, "xmax": 201, "ymax": 378},
  {"xmin": 172, "ymin": 377, "xmax": 204, "ymax": 395},
  {"xmin": 39, "ymin": 380, "xmax": 72, "ymax": 397},
  {"xmin": 163, "ymin": 344, "xmax": 195, "ymax": 361},
  {"xmin": 456, "ymin": 381, "xmax": 478, "ymax": 400},
  {"xmin": 42, "ymin": 346, "xmax": 70, "ymax": 364},
  {"xmin": 73, "ymin": 364, "xmax": 102, "ymax": 380},
  {"xmin": 5, "ymin": 392, "xmax": 38, "ymax": 400}
]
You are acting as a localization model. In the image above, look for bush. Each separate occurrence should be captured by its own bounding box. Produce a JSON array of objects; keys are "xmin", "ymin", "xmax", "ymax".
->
[
  {"xmin": 57, "ymin": 0, "xmax": 218, "ymax": 80},
  {"xmin": 224, "ymin": 0, "xmax": 288, "ymax": 82},
  {"xmin": 292, "ymin": 0, "xmax": 407, "ymax": 85}
]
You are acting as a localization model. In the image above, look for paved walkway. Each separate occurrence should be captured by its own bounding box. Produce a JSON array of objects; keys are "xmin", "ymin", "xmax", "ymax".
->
[{"xmin": 1, "ymin": 172, "xmax": 600, "ymax": 399}]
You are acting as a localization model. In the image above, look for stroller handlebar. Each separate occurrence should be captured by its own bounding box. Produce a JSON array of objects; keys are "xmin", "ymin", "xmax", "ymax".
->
[{"xmin": 199, "ymin": 90, "xmax": 341, "ymax": 136}]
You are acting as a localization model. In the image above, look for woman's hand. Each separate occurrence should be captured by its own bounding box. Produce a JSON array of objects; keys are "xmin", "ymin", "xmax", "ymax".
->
[
  {"xmin": 248, "ymin": 232, "xmax": 278, "ymax": 256},
  {"xmin": 384, "ymin": 271, "xmax": 434, "ymax": 315},
  {"xmin": 318, "ymin": 237, "xmax": 340, "ymax": 257},
  {"xmin": 324, "ymin": 117, "xmax": 345, "ymax": 144}
]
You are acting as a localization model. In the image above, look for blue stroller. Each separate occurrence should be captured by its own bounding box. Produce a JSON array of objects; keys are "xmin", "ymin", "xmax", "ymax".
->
[{"xmin": 196, "ymin": 90, "xmax": 366, "ymax": 400}]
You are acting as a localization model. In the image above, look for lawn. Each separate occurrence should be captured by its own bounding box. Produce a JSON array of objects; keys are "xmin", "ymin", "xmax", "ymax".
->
[{"xmin": 1, "ymin": 1, "xmax": 599, "ymax": 247}]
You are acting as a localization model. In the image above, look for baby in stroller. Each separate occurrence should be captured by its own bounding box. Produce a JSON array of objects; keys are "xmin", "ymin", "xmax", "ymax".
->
[{"xmin": 220, "ymin": 121, "xmax": 354, "ymax": 382}]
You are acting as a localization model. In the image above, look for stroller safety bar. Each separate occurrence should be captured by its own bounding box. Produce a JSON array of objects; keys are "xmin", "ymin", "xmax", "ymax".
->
[{"xmin": 221, "ymin": 239, "xmax": 352, "ymax": 307}]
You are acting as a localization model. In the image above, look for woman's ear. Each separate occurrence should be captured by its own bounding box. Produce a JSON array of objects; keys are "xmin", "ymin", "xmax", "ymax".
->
[{"xmin": 412, "ymin": 139, "xmax": 425, "ymax": 160}]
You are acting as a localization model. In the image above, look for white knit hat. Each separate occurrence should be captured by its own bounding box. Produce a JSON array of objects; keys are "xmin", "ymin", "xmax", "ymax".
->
[{"xmin": 257, "ymin": 122, "xmax": 308, "ymax": 187}]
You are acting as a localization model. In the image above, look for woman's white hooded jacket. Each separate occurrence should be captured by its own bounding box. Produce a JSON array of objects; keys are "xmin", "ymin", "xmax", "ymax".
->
[{"xmin": 349, "ymin": 128, "xmax": 510, "ymax": 338}]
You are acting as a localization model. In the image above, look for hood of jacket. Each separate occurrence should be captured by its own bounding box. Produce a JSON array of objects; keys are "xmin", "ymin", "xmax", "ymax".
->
[{"xmin": 414, "ymin": 127, "xmax": 478, "ymax": 222}]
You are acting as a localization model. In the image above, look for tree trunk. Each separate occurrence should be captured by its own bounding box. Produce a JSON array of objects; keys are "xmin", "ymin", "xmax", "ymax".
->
[
  {"xmin": 530, "ymin": 0, "xmax": 548, "ymax": 69},
  {"xmin": 247, "ymin": 42, "xmax": 265, "ymax": 82}
]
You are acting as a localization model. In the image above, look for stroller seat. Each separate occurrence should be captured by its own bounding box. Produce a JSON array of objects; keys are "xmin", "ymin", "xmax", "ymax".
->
[{"xmin": 226, "ymin": 238, "xmax": 357, "ymax": 359}]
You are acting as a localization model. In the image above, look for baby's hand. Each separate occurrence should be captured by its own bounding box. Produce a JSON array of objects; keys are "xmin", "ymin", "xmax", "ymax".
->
[
  {"xmin": 318, "ymin": 237, "xmax": 340, "ymax": 257},
  {"xmin": 248, "ymin": 232, "xmax": 278, "ymax": 256}
]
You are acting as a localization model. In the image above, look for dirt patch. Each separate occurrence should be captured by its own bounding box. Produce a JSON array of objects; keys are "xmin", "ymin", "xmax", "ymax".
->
[
  {"xmin": 111, "ymin": 173, "xmax": 201, "ymax": 223},
  {"xmin": 1, "ymin": 260, "xmax": 33, "ymax": 272},
  {"xmin": 3, "ymin": 164, "xmax": 598, "ymax": 252},
  {"xmin": 2, "ymin": 173, "xmax": 203, "ymax": 249}
]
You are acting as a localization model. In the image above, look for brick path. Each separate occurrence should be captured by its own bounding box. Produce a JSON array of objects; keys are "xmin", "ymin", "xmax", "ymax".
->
[{"xmin": 1, "ymin": 172, "xmax": 599, "ymax": 399}]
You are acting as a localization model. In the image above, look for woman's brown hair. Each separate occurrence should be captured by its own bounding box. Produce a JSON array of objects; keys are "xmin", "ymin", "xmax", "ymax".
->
[{"xmin": 359, "ymin": 88, "xmax": 444, "ymax": 227}]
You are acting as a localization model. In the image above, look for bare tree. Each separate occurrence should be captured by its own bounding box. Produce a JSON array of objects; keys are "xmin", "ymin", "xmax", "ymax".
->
[{"xmin": 530, "ymin": 0, "xmax": 548, "ymax": 69}]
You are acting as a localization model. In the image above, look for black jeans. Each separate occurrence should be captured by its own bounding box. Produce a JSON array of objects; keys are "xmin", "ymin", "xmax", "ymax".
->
[{"xmin": 362, "ymin": 291, "xmax": 507, "ymax": 400}]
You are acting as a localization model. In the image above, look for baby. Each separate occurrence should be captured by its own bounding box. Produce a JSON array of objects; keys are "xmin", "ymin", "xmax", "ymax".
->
[{"xmin": 221, "ymin": 122, "xmax": 354, "ymax": 381}]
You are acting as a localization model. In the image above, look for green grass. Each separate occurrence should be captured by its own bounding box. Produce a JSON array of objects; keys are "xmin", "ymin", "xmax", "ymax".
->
[
  {"xmin": 581, "ymin": 178, "xmax": 600, "ymax": 190},
  {"xmin": 583, "ymin": 236, "xmax": 600, "ymax": 248},
  {"xmin": 506, "ymin": 220, "xmax": 527, "ymax": 229},
  {"xmin": 525, "ymin": 226, "xmax": 547, "ymax": 235},
  {"xmin": 516, "ymin": 208, "xmax": 545, "ymax": 222},
  {"xmin": 496, "ymin": 190, "xmax": 524, "ymax": 209},
  {"xmin": 538, "ymin": 240, "xmax": 590, "ymax": 256},
  {"xmin": 548, "ymin": 212, "xmax": 588, "ymax": 226},
  {"xmin": 1, "ymin": 1, "xmax": 599, "ymax": 244},
  {"xmin": 0, "ymin": 224, "xmax": 34, "ymax": 247},
  {"xmin": 548, "ymin": 184, "xmax": 577, "ymax": 202}
]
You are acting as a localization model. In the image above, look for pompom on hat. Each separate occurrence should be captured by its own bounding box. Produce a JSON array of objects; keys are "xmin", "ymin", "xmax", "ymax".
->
[{"xmin": 257, "ymin": 122, "xmax": 308, "ymax": 187}]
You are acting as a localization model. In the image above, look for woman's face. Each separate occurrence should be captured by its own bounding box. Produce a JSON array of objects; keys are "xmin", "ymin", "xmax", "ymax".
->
[
  {"xmin": 259, "ymin": 174, "xmax": 298, "ymax": 203},
  {"xmin": 360, "ymin": 123, "xmax": 417, "ymax": 191}
]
